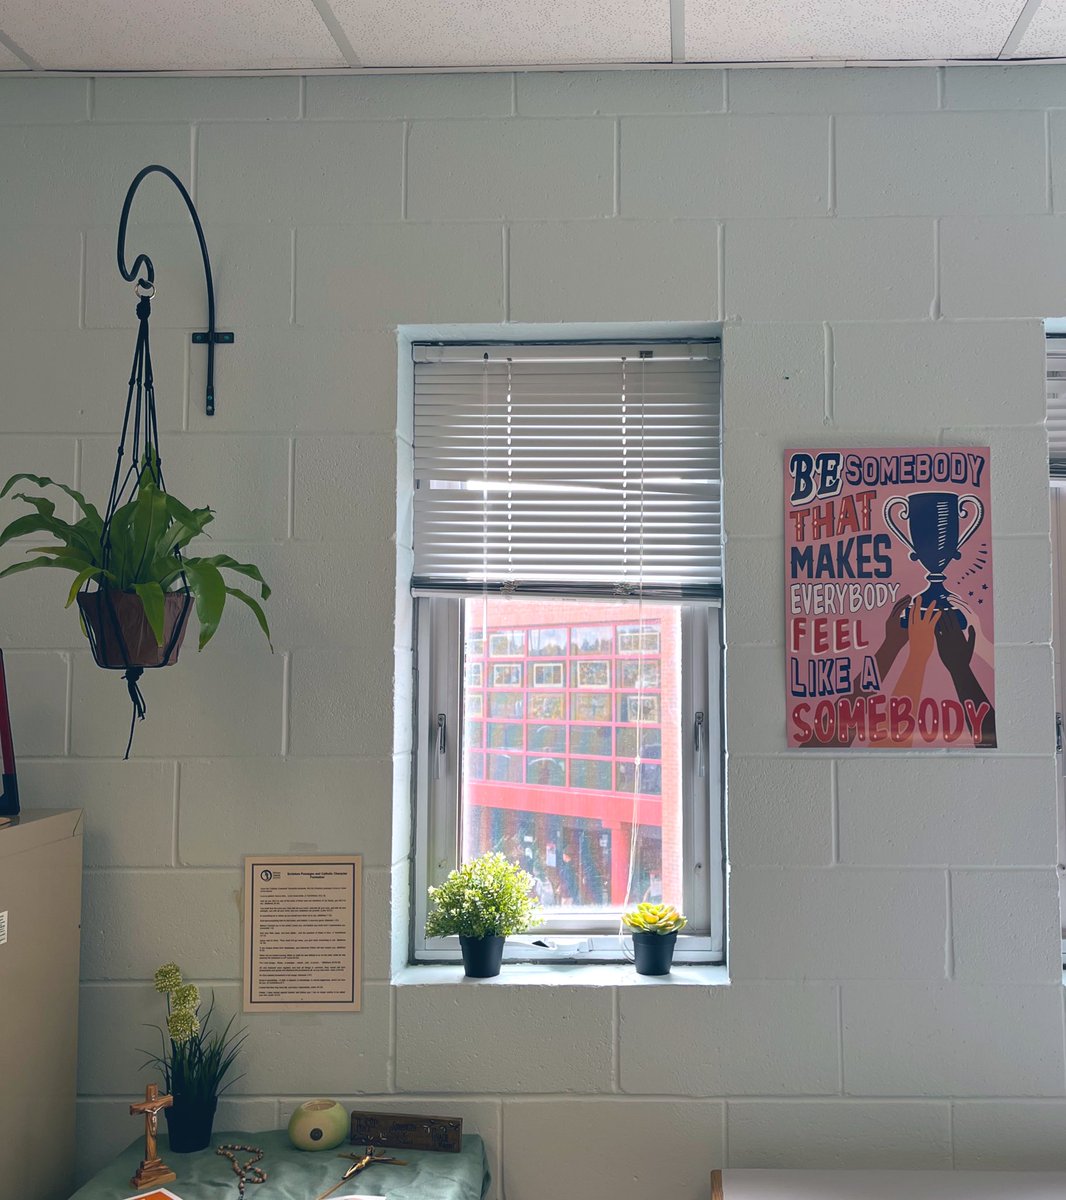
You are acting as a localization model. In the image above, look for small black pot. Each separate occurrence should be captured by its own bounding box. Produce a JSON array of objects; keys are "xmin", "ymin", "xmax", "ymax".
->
[
  {"xmin": 164, "ymin": 1097, "xmax": 218, "ymax": 1153},
  {"xmin": 632, "ymin": 930, "xmax": 678, "ymax": 976},
  {"xmin": 459, "ymin": 935, "xmax": 505, "ymax": 978}
]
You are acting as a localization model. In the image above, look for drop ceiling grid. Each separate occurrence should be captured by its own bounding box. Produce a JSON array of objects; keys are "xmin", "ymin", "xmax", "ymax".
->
[
  {"xmin": 0, "ymin": 39, "xmax": 25, "ymax": 69},
  {"xmin": 0, "ymin": 0, "xmax": 347, "ymax": 71},
  {"xmin": 328, "ymin": 0, "xmax": 673, "ymax": 67},
  {"xmin": 1015, "ymin": 0, "xmax": 1066, "ymax": 56},
  {"xmin": 2, "ymin": 0, "xmax": 1066, "ymax": 71},
  {"xmin": 684, "ymin": 0, "xmax": 1028, "ymax": 62}
]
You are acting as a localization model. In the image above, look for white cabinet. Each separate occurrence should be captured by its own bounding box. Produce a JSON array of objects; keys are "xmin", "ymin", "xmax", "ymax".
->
[{"xmin": 0, "ymin": 810, "xmax": 83, "ymax": 1200}]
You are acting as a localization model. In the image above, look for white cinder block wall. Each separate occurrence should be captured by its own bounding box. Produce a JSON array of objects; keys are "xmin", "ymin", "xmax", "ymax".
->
[{"xmin": 1, "ymin": 65, "xmax": 1064, "ymax": 1200}]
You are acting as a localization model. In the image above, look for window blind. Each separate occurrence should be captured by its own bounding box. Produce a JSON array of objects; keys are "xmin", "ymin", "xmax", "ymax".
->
[
  {"xmin": 1049, "ymin": 335, "xmax": 1066, "ymax": 482},
  {"xmin": 412, "ymin": 342, "xmax": 722, "ymax": 600}
]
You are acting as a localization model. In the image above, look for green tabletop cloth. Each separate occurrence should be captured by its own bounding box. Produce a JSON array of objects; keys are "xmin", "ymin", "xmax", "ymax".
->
[{"xmin": 69, "ymin": 1129, "xmax": 490, "ymax": 1200}]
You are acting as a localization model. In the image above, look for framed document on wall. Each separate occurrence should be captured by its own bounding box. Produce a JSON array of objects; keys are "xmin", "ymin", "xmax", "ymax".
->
[{"xmin": 243, "ymin": 854, "xmax": 362, "ymax": 1013}]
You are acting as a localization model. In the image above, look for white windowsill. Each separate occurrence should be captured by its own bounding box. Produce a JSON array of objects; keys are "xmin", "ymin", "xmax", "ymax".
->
[{"xmin": 394, "ymin": 962, "xmax": 729, "ymax": 987}]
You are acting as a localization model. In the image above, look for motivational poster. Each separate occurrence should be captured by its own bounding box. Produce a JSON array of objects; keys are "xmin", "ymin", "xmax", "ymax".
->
[{"xmin": 785, "ymin": 447, "xmax": 995, "ymax": 749}]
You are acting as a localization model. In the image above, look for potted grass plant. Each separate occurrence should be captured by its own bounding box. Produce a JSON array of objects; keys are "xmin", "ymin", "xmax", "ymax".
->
[
  {"xmin": 622, "ymin": 902, "xmax": 687, "ymax": 976},
  {"xmin": 0, "ymin": 468, "xmax": 271, "ymax": 663},
  {"xmin": 425, "ymin": 851, "xmax": 542, "ymax": 978},
  {"xmin": 142, "ymin": 962, "xmax": 247, "ymax": 1153}
]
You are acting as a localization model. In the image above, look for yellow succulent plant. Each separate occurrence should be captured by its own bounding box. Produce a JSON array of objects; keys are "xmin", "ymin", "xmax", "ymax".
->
[{"xmin": 622, "ymin": 902, "xmax": 687, "ymax": 935}]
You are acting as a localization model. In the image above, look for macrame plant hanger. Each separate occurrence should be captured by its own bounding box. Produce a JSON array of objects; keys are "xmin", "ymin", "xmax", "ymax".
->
[{"xmin": 79, "ymin": 164, "xmax": 231, "ymax": 758}]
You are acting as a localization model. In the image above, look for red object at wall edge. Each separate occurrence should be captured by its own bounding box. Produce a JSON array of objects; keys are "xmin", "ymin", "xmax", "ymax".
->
[{"xmin": 0, "ymin": 648, "xmax": 20, "ymax": 817}]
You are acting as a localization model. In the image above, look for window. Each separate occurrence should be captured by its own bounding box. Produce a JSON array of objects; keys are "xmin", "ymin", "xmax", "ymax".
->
[
  {"xmin": 410, "ymin": 341, "xmax": 723, "ymax": 963},
  {"xmin": 1046, "ymin": 335, "xmax": 1066, "ymax": 964}
]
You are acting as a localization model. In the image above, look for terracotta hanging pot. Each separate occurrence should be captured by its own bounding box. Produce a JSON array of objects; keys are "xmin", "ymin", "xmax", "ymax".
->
[{"xmin": 77, "ymin": 589, "xmax": 191, "ymax": 669}]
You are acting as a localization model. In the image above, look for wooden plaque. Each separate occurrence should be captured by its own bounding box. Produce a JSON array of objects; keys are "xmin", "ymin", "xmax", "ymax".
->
[{"xmin": 349, "ymin": 1111, "xmax": 463, "ymax": 1153}]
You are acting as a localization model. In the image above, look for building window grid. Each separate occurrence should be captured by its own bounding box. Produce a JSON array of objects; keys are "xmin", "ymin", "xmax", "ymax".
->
[{"xmin": 462, "ymin": 616, "xmax": 665, "ymax": 799}]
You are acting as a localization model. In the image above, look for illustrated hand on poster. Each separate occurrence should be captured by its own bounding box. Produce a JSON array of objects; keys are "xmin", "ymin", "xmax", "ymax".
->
[
  {"xmin": 891, "ymin": 602, "xmax": 941, "ymax": 749},
  {"xmin": 934, "ymin": 613, "xmax": 996, "ymax": 748},
  {"xmin": 877, "ymin": 592, "xmax": 913, "ymax": 675}
]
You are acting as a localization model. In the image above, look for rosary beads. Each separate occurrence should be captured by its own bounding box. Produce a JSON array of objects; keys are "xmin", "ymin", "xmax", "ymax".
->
[{"xmin": 216, "ymin": 1143, "xmax": 267, "ymax": 1198}]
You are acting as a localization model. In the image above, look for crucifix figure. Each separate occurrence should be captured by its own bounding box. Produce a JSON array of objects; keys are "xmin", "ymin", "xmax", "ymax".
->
[
  {"xmin": 129, "ymin": 1083, "xmax": 176, "ymax": 1191},
  {"xmin": 314, "ymin": 1148, "xmax": 407, "ymax": 1200}
]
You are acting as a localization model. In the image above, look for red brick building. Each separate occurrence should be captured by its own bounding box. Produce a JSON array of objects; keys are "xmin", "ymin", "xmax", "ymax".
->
[{"xmin": 461, "ymin": 597, "xmax": 682, "ymax": 910}]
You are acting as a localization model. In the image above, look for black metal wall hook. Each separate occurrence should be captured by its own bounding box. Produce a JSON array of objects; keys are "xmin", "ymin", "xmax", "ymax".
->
[{"xmin": 116, "ymin": 164, "xmax": 233, "ymax": 416}]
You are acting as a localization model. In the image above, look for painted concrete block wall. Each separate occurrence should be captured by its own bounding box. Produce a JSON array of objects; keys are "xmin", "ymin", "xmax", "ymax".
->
[{"xmin": 0, "ymin": 64, "xmax": 1062, "ymax": 1199}]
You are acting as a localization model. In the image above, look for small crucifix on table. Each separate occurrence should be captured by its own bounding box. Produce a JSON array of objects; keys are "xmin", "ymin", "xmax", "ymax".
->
[
  {"xmin": 314, "ymin": 1148, "xmax": 408, "ymax": 1200},
  {"xmin": 129, "ymin": 1083, "xmax": 176, "ymax": 1190}
]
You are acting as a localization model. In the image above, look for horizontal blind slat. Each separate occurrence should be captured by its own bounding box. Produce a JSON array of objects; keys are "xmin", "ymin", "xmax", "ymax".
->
[
  {"xmin": 1051, "ymin": 343, "xmax": 1066, "ymax": 477},
  {"xmin": 1049, "ymin": 343, "xmax": 1066, "ymax": 472},
  {"xmin": 414, "ymin": 344, "xmax": 722, "ymax": 592}
]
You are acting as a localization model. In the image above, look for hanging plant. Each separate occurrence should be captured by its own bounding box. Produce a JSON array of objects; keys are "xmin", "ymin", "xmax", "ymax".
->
[
  {"xmin": 0, "ymin": 164, "xmax": 269, "ymax": 755},
  {"xmin": 0, "ymin": 466, "xmax": 272, "ymax": 656}
]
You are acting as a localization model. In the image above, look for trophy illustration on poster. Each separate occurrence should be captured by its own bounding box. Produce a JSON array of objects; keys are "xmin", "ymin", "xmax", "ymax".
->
[{"xmin": 882, "ymin": 491, "xmax": 984, "ymax": 628}]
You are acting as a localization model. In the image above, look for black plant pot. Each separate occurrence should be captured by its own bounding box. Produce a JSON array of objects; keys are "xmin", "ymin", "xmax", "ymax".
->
[
  {"xmin": 459, "ymin": 935, "xmax": 505, "ymax": 978},
  {"xmin": 165, "ymin": 1097, "xmax": 218, "ymax": 1153},
  {"xmin": 632, "ymin": 930, "xmax": 677, "ymax": 976}
]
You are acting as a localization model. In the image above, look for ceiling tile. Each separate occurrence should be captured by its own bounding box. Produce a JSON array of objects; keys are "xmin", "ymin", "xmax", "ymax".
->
[
  {"xmin": 1013, "ymin": 0, "xmax": 1066, "ymax": 56},
  {"xmin": 0, "ymin": 38, "xmax": 27, "ymax": 68},
  {"xmin": 685, "ymin": 0, "xmax": 1026, "ymax": 61},
  {"xmin": 332, "ymin": 0, "xmax": 671, "ymax": 67},
  {"xmin": 0, "ymin": 0, "xmax": 347, "ymax": 71}
]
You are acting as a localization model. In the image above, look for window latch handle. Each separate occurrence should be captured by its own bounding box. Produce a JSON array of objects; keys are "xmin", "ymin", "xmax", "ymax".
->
[
  {"xmin": 694, "ymin": 711, "xmax": 706, "ymax": 778},
  {"xmin": 434, "ymin": 713, "xmax": 447, "ymax": 780}
]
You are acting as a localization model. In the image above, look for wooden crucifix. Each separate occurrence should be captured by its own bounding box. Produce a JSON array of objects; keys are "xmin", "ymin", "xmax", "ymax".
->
[{"xmin": 129, "ymin": 1083, "xmax": 176, "ymax": 1190}]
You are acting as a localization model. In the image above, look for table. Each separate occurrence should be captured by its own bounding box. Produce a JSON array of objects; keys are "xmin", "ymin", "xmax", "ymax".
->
[
  {"xmin": 711, "ymin": 1169, "xmax": 1066, "ymax": 1199},
  {"xmin": 69, "ymin": 1129, "xmax": 490, "ymax": 1200}
]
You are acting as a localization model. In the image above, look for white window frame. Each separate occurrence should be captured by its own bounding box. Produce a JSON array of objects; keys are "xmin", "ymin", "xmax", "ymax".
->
[
  {"xmin": 411, "ymin": 593, "xmax": 725, "ymax": 966},
  {"xmin": 1045, "ymin": 333, "xmax": 1066, "ymax": 966},
  {"xmin": 1050, "ymin": 475, "xmax": 1066, "ymax": 970},
  {"xmin": 406, "ymin": 332, "xmax": 725, "ymax": 966}
]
